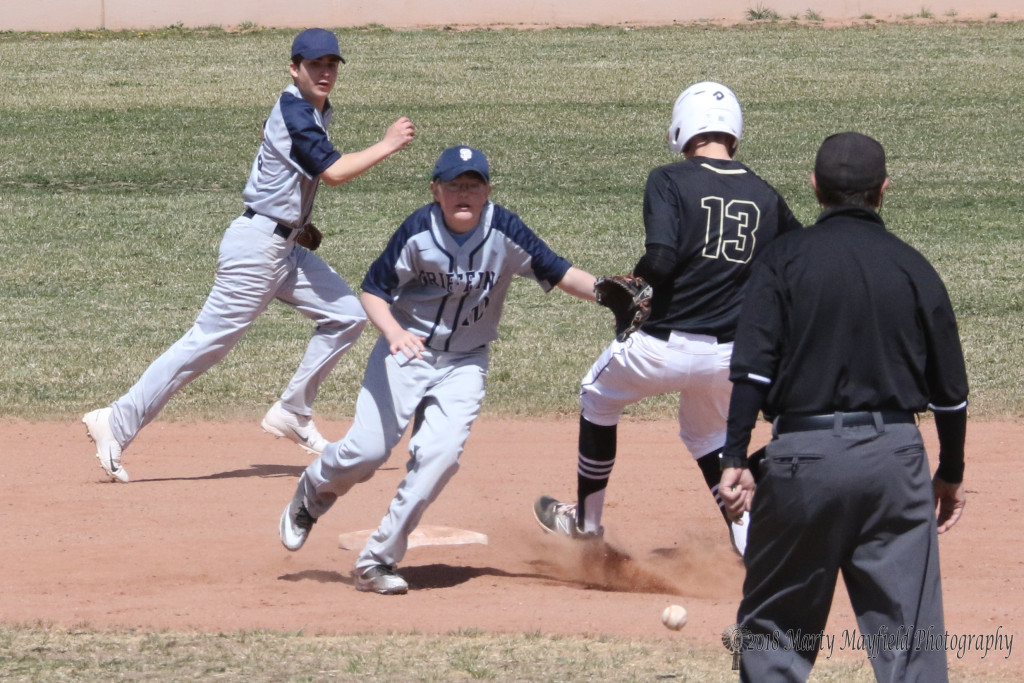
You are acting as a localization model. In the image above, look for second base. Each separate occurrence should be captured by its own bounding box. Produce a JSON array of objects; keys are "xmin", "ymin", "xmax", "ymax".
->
[{"xmin": 338, "ymin": 525, "xmax": 489, "ymax": 550}]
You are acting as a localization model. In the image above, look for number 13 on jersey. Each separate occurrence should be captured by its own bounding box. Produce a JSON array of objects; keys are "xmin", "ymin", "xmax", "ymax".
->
[{"xmin": 701, "ymin": 197, "xmax": 761, "ymax": 263}]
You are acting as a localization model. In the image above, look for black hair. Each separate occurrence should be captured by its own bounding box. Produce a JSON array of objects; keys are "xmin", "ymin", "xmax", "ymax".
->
[{"xmin": 815, "ymin": 184, "xmax": 884, "ymax": 210}]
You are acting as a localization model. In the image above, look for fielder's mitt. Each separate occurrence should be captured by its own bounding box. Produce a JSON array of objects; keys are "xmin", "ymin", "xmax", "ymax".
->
[
  {"xmin": 296, "ymin": 223, "xmax": 322, "ymax": 251},
  {"xmin": 594, "ymin": 275, "xmax": 653, "ymax": 342}
]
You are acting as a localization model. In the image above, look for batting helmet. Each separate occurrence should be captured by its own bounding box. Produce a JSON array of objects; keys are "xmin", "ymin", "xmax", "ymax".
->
[{"xmin": 668, "ymin": 81, "xmax": 743, "ymax": 155}]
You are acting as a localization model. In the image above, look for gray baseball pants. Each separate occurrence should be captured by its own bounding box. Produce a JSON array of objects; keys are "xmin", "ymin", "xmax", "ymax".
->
[
  {"xmin": 738, "ymin": 420, "xmax": 948, "ymax": 682},
  {"xmin": 108, "ymin": 212, "xmax": 366, "ymax": 448},
  {"xmin": 299, "ymin": 335, "xmax": 488, "ymax": 573}
]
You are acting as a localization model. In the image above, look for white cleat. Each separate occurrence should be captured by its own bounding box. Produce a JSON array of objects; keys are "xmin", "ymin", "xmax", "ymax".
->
[
  {"xmin": 82, "ymin": 408, "xmax": 129, "ymax": 483},
  {"xmin": 261, "ymin": 400, "xmax": 328, "ymax": 455},
  {"xmin": 279, "ymin": 484, "xmax": 317, "ymax": 551}
]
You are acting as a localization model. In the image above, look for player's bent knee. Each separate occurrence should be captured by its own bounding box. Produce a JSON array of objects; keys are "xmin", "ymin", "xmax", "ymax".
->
[
  {"xmin": 580, "ymin": 401, "xmax": 624, "ymax": 428},
  {"xmin": 410, "ymin": 449, "xmax": 461, "ymax": 480},
  {"xmin": 317, "ymin": 316, "xmax": 367, "ymax": 341}
]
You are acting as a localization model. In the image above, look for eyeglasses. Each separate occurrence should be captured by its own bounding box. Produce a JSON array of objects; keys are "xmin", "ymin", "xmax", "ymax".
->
[{"xmin": 440, "ymin": 181, "xmax": 488, "ymax": 194}]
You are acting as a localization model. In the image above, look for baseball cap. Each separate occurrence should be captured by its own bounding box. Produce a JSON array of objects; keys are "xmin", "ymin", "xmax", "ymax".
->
[
  {"xmin": 291, "ymin": 28, "xmax": 345, "ymax": 63},
  {"xmin": 814, "ymin": 132, "xmax": 887, "ymax": 192},
  {"xmin": 432, "ymin": 146, "xmax": 490, "ymax": 183}
]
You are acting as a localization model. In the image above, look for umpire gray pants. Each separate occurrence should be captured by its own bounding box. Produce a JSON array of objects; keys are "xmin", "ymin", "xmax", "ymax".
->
[{"xmin": 737, "ymin": 420, "xmax": 948, "ymax": 682}]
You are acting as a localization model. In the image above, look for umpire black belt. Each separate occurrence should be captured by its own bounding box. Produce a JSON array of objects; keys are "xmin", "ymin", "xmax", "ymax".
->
[
  {"xmin": 774, "ymin": 410, "xmax": 916, "ymax": 434},
  {"xmin": 243, "ymin": 208, "xmax": 296, "ymax": 239}
]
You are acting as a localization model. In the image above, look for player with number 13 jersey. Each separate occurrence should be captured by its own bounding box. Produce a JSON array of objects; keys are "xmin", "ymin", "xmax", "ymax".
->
[
  {"xmin": 642, "ymin": 153, "xmax": 799, "ymax": 341},
  {"xmin": 535, "ymin": 82, "xmax": 801, "ymax": 557}
]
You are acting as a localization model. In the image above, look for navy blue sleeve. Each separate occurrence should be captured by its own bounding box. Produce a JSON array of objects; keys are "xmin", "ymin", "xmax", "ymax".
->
[
  {"xmin": 494, "ymin": 207, "xmax": 571, "ymax": 287},
  {"xmin": 361, "ymin": 206, "xmax": 433, "ymax": 302},
  {"xmin": 280, "ymin": 92, "xmax": 342, "ymax": 176}
]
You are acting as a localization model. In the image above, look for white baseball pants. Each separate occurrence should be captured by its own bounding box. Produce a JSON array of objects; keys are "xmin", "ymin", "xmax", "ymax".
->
[{"xmin": 580, "ymin": 330, "xmax": 733, "ymax": 457}]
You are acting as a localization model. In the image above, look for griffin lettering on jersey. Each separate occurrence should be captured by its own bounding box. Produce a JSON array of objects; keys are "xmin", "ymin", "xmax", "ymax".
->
[{"xmin": 419, "ymin": 270, "xmax": 497, "ymax": 294}]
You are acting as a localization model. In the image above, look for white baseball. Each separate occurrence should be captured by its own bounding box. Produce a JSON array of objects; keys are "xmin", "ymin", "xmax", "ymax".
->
[{"xmin": 661, "ymin": 604, "xmax": 688, "ymax": 630}]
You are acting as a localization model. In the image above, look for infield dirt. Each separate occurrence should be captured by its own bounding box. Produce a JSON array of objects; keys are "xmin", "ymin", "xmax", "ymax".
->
[{"xmin": 2, "ymin": 416, "xmax": 1020, "ymax": 677}]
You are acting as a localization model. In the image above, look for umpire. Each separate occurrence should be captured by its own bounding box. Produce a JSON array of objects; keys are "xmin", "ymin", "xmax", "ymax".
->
[{"xmin": 719, "ymin": 132, "xmax": 968, "ymax": 682}]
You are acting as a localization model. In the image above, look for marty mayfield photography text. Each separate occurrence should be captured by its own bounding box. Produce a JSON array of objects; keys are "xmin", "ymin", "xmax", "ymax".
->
[{"xmin": 742, "ymin": 626, "xmax": 1013, "ymax": 661}]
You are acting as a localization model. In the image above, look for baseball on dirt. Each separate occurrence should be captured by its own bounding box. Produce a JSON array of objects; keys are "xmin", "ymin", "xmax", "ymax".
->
[{"xmin": 661, "ymin": 604, "xmax": 688, "ymax": 630}]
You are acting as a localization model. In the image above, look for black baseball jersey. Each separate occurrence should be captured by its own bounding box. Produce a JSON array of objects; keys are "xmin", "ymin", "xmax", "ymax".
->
[
  {"xmin": 730, "ymin": 206, "xmax": 969, "ymax": 416},
  {"xmin": 639, "ymin": 157, "xmax": 801, "ymax": 341}
]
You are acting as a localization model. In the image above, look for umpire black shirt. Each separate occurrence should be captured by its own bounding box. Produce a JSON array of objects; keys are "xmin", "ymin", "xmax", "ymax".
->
[{"xmin": 728, "ymin": 206, "xmax": 968, "ymax": 418}]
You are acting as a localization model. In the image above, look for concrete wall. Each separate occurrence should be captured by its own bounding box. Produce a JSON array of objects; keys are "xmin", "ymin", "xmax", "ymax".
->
[{"xmin": 5, "ymin": 0, "xmax": 1019, "ymax": 32}]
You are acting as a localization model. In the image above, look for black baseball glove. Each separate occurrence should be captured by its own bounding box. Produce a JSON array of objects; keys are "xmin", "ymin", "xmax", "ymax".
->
[
  {"xmin": 594, "ymin": 275, "xmax": 653, "ymax": 342},
  {"xmin": 296, "ymin": 223, "xmax": 323, "ymax": 251}
]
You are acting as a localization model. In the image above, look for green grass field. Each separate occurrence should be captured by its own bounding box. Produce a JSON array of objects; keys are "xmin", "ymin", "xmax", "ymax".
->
[
  {"xmin": 2, "ymin": 22, "xmax": 1022, "ymax": 422},
  {"xmin": 1, "ymin": 22, "xmax": 1022, "ymax": 681}
]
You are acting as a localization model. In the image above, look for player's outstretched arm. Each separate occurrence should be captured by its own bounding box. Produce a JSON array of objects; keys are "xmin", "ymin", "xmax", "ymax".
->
[
  {"xmin": 555, "ymin": 266, "xmax": 597, "ymax": 301},
  {"xmin": 320, "ymin": 117, "xmax": 416, "ymax": 186},
  {"xmin": 360, "ymin": 292, "xmax": 425, "ymax": 360}
]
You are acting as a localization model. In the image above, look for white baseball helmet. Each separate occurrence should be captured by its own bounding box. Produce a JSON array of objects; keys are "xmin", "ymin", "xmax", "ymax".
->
[{"xmin": 668, "ymin": 81, "xmax": 743, "ymax": 155}]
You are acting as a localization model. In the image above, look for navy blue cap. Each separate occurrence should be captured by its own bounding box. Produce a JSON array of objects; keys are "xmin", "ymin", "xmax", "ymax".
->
[
  {"xmin": 432, "ymin": 146, "xmax": 490, "ymax": 182},
  {"xmin": 291, "ymin": 28, "xmax": 345, "ymax": 63},
  {"xmin": 815, "ymin": 132, "xmax": 887, "ymax": 192}
]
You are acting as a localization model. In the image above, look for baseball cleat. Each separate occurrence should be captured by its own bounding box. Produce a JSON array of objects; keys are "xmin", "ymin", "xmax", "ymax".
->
[
  {"xmin": 261, "ymin": 400, "xmax": 329, "ymax": 455},
  {"xmin": 82, "ymin": 408, "xmax": 129, "ymax": 483},
  {"xmin": 533, "ymin": 495, "xmax": 603, "ymax": 540},
  {"xmin": 280, "ymin": 486, "xmax": 317, "ymax": 551},
  {"xmin": 729, "ymin": 511, "xmax": 750, "ymax": 557},
  {"xmin": 354, "ymin": 564, "xmax": 408, "ymax": 595}
]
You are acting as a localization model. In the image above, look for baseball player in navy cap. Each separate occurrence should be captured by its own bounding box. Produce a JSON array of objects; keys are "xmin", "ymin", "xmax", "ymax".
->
[
  {"xmin": 279, "ymin": 145, "xmax": 599, "ymax": 594},
  {"xmin": 291, "ymin": 27, "xmax": 347, "ymax": 63},
  {"xmin": 83, "ymin": 28, "xmax": 415, "ymax": 482}
]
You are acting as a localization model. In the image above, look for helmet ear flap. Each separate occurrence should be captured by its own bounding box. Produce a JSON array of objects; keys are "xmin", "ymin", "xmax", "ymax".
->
[{"xmin": 668, "ymin": 123, "xmax": 686, "ymax": 155}]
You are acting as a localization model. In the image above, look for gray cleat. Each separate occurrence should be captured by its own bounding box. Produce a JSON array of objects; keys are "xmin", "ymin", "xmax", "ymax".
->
[
  {"xmin": 354, "ymin": 564, "xmax": 409, "ymax": 595},
  {"xmin": 533, "ymin": 495, "xmax": 603, "ymax": 539},
  {"xmin": 280, "ymin": 486, "xmax": 317, "ymax": 551}
]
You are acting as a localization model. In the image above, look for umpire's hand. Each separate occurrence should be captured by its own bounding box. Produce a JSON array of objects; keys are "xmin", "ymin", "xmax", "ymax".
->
[
  {"xmin": 933, "ymin": 476, "xmax": 966, "ymax": 533},
  {"xmin": 720, "ymin": 467, "xmax": 756, "ymax": 523}
]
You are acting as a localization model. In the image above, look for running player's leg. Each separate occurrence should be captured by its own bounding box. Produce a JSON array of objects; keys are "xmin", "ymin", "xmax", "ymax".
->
[
  {"xmin": 574, "ymin": 332, "xmax": 677, "ymax": 534},
  {"xmin": 108, "ymin": 216, "xmax": 289, "ymax": 448},
  {"xmin": 356, "ymin": 349, "xmax": 487, "ymax": 573},
  {"xmin": 274, "ymin": 247, "xmax": 367, "ymax": 415},
  {"xmin": 672, "ymin": 334, "xmax": 739, "ymax": 546},
  {"xmin": 300, "ymin": 337, "xmax": 428, "ymax": 519}
]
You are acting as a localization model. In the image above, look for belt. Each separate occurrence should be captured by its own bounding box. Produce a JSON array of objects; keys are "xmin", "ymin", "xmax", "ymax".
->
[
  {"xmin": 644, "ymin": 328, "xmax": 734, "ymax": 343},
  {"xmin": 774, "ymin": 410, "xmax": 916, "ymax": 434},
  {"xmin": 243, "ymin": 208, "xmax": 296, "ymax": 239}
]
